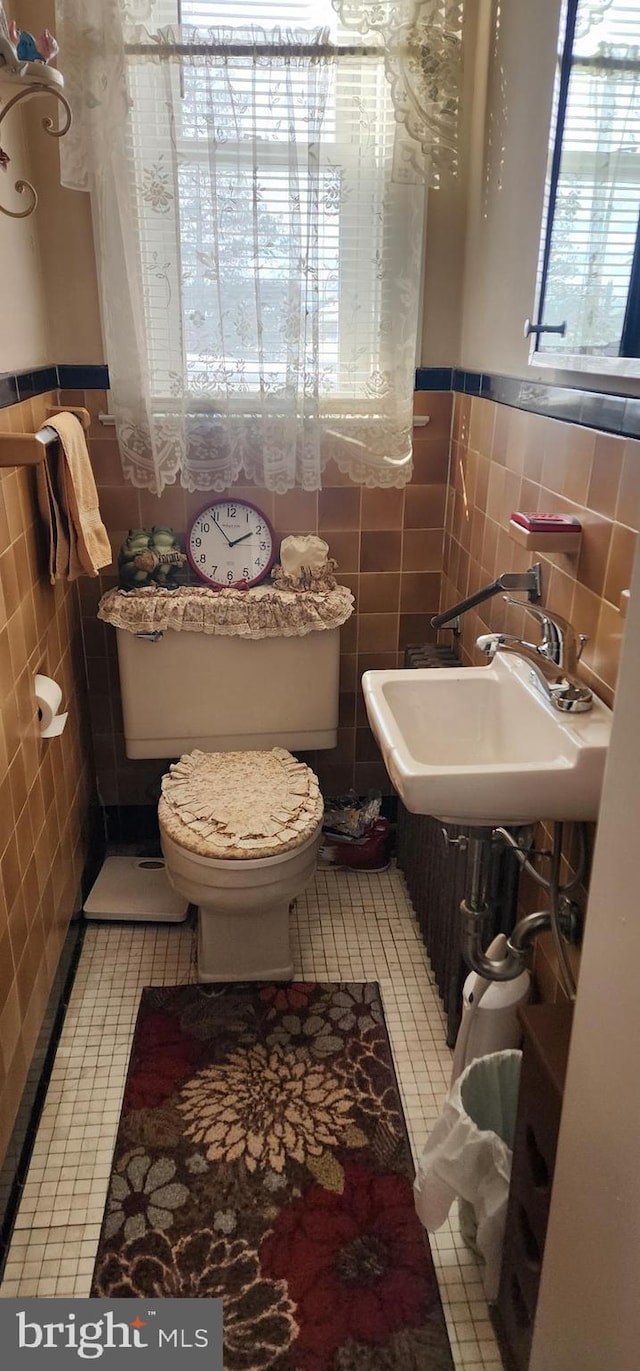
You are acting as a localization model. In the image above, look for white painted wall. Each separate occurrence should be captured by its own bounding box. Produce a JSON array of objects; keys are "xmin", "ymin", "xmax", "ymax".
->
[
  {"xmin": 530, "ymin": 544, "xmax": 640, "ymax": 1368},
  {"xmin": 0, "ymin": 112, "xmax": 51, "ymax": 371},
  {"xmin": 16, "ymin": 0, "xmax": 105, "ymax": 364}
]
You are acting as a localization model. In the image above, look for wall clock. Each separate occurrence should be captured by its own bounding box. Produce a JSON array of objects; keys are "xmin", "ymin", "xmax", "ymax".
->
[{"xmin": 186, "ymin": 499, "xmax": 276, "ymax": 589}]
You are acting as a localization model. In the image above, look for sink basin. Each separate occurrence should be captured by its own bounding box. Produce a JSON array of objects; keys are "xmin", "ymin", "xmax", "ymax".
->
[{"xmin": 362, "ymin": 652, "xmax": 612, "ymax": 825}]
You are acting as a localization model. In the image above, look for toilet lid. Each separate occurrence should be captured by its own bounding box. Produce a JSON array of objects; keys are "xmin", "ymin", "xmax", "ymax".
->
[{"xmin": 158, "ymin": 748, "xmax": 324, "ymax": 860}]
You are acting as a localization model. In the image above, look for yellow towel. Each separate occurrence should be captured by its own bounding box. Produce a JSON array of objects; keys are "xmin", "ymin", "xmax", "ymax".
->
[{"xmin": 45, "ymin": 412, "xmax": 112, "ymax": 579}]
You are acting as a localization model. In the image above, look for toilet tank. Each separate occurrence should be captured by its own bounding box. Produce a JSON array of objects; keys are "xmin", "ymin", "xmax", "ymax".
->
[{"xmin": 116, "ymin": 627, "xmax": 340, "ymax": 758}]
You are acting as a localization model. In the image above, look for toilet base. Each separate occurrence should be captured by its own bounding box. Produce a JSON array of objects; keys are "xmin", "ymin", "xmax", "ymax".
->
[
  {"xmin": 160, "ymin": 818, "xmax": 322, "ymax": 984},
  {"xmin": 196, "ymin": 900, "xmax": 294, "ymax": 982}
]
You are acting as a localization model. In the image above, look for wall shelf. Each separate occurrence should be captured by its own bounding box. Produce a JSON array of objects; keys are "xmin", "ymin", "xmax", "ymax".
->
[
  {"xmin": 0, "ymin": 68, "xmax": 71, "ymax": 218},
  {"xmin": 508, "ymin": 518, "xmax": 582, "ymax": 555}
]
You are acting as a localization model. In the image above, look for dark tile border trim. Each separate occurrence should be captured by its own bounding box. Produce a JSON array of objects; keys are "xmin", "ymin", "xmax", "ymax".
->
[
  {"xmin": 0, "ymin": 808, "xmax": 106, "ymax": 1275},
  {"xmin": 16, "ymin": 367, "xmax": 58, "ymax": 401},
  {"xmin": 1, "ymin": 361, "xmax": 639, "ymax": 439},
  {"xmin": 0, "ymin": 374, "xmax": 19, "ymax": 408},
  {"xmin": 0, "ymin": 920, "xmax": 85, "ymax": 1273},
  {"xmin": 57, "ymin": 364, "xmax": 110, "ymax": 391},
  {"xmin": 415, "ymin": 366, "xmax": 453, "ymax": 391},
  {"xmin": 416, "ymin": 366, "xmax": 640, "ymax": 439},
  {"xmin": 0, "ymin": 363, "xmax": 110, "ymax": 412}
]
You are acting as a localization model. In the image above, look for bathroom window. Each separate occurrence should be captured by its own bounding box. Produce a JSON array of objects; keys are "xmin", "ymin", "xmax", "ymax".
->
[
  {"xmin": 56, "ymin": 0, "xmax": 463, "ymax": 493},
  {"xmin": 531, "ymin": 0, "xmax": 640, "ymax": 377},
  {"xmin": 127, "ymin": 0, "xmax": 401, "ymax": 409}
]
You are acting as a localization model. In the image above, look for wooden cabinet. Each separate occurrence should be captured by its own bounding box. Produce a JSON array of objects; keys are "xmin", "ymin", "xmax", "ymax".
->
[{"xmin": 495, "ymin": 1004, "xmax": 573, "ymax": 1370}]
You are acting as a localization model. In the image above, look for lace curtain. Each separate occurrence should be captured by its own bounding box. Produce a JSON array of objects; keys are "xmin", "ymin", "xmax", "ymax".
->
[{"xmin": 56, "ymin": 1, "xmax": 463, "ymax": 494}]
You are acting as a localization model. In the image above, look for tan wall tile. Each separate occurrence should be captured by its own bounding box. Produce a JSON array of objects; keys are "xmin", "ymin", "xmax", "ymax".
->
[
  {"xmin": 318, "ymin": 487, "xmax": 361, "ymax": 531},
  {"xmin": 360, "ymin": 488, "xmax": 405, "ymax": 530},
  {"xmin": 399, "ymin": 613, "xmax": 438, "ymax": 649},
  {"xmin": 587, "ymin": 434, "xmax": 624, "ymax": 519},
  {"xmin": 354, "ymin": 760, "xmax": 394, "ymax": 795},
  {"xmin": 411, "ymin": 437, "xmax": 450, "ymax": 485},
  {"xmin": 576, "ymin": 515, "xmax": 614, "ymax": 597},
  {"xmin": 617, "ymin": 439, "xmax": 640, "ymax": 531},
  {"xmin": 358, "ymin": 573, "xmax": 400, "ymax": 614},
  {"xmin": 441, "ymin": 397, "xmax": 633, "ymax": 1007},
  {"xmin": 139, "ymin": 484, "xmax": 188, "ymax": 530},
  {"xmin": 402, "ymin": 528, "xmax": 443, "ymax": 572},
  {"xmin": 0, "ymin": 393, "xmax": 94, "ymax": 1172},
  {"xmin": 404, "ymin": 484, "xmax": 447, "ymax": 529},
  {"xmin": 400, "ymin": 572, "xmax": 441, "ymax": 613},
  {"xmin": 357, "ymin": 613, "xmax": 399, "ymax": 654},
  {"xmin": 604, "ymin": 524, "xmax": 637, "ymax": 609},
  {"xmin": 360, "ymin": 530, "xmax": 401, "ymax": 572},
  {"xmin": 357, "ymin": 652, "xmax": 400, "ymax": 674},
  {"xmin": 412, "ymin": 390, "xmax": 453, "ymax": 440}
]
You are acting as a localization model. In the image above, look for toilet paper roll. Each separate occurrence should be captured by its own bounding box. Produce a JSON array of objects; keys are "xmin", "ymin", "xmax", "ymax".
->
[{"xmin": 35, "ymin": 673, "xmax": 68, "ymax": 738}]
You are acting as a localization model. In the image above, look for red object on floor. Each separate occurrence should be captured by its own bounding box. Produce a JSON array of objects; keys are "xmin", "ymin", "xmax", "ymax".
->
[{"xmin": 320, "ymin": 818, "xmax": 392, "ymax": 871}]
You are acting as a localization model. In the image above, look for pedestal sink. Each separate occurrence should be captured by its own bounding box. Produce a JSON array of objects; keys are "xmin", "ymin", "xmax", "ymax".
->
[{"xmin": 362, "ymin": 652, "xmax": 612, "ymax": 825}]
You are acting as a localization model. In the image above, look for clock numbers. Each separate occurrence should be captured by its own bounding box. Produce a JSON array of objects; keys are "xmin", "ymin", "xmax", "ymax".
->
[{"xmin": 187, "ymin": 500, "xmax": 274, "ymax": 590}]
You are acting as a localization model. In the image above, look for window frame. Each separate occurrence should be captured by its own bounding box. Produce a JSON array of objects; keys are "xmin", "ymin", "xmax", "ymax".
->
[{"xmin": 530, "ymin": 0, "xmax": 640, "ymax": 378}]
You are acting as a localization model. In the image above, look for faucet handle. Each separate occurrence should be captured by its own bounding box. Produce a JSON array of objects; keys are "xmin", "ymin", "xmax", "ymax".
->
[
  {"xmin": 502, "ymin": 596, "xmax": 566, "ymax": 631},
  {"xmin": 503, "ymin": 597, "xmax": 586, "ymax": 672},
  {"xmin": 502, "ymin": 596, "xmax": 562, "ymax": 658}
]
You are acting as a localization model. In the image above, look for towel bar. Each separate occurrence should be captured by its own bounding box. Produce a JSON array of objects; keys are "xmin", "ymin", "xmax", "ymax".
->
[{"xmin": 0, "ymin": 405, "xmax": 91, "ymax": 467}]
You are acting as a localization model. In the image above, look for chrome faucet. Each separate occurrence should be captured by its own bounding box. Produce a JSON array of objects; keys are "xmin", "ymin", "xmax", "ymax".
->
[{"xmin": 476, "ymin": 600, "xmax": 593, "ymax": 712}]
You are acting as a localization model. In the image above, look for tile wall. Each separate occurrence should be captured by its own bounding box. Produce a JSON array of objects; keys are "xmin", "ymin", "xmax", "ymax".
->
[
  {"xmin": 66, "ymin": 387, "xmax": 452, "ymax": 805},
  {"xmin": 0, "ymin": 393, "xmax": 95, "ymax": 1174},
  {"xmin": 442, "ymin": 394, "xmax": 637, "ymax": 705},
  {"xmin": 440, "ymin": 393, "xmax": 640, "ymax": 1000}
]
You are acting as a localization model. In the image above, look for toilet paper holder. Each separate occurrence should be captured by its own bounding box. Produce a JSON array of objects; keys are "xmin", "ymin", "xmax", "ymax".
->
[{"xmin": 35, "ymin": 673, "xmax": 68, "ymax": 738}]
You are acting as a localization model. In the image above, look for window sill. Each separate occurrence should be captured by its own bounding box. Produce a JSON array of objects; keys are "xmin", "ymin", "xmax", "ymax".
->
[{"xmin": 531, "ymin": 350, "xmax": 640, "ymax": 382}]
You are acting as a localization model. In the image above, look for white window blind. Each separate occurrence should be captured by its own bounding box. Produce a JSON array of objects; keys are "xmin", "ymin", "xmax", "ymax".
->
[
  {"xmin": 539, "ymin": 0, "xmax": 640, "ymax": 358},
  {"xmin": 128, "ymin": 0, "xmax": 395, "ymax": 411}
]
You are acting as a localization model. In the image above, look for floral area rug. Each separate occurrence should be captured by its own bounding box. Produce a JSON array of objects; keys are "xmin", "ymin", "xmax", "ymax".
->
[{"xmin": 92, "ymin": 982, "xmax": 454, "ymax": 1371}]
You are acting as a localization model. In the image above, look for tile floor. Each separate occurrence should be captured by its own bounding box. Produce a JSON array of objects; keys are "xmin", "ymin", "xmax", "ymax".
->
[{"xmin": 0, "ymin": 865, "xmax": 503, "ymax": 1369}]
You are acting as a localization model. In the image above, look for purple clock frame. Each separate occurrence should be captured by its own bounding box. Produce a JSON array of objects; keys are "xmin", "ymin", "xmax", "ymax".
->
[{"xmin": 186, "ymin": 498, "xmax": 277, "ymax": 590}]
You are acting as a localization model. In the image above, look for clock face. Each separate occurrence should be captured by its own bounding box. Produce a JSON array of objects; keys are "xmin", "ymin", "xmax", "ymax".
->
[{"xmin": 186, "ymin": 500, "xmax": 276, "ymax": 589}]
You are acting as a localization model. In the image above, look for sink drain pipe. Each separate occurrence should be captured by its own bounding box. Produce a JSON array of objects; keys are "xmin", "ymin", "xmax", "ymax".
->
[{"xmin": 460, "ymin": 824, "xmax": 578, "ymax": 1000}]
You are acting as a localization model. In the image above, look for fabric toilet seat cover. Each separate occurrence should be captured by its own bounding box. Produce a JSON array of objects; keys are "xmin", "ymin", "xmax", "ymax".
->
[{"xmin": 159, "ymin": 748, "xmax": 324, "ymax": 860}]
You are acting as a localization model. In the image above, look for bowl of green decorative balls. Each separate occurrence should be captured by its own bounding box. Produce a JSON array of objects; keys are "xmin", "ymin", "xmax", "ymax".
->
[{"xmin": 117, "ymin": 527, "xmax": 189, "ymax": 590}]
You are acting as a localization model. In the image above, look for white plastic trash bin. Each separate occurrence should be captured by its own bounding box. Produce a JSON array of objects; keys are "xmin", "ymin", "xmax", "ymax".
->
[{"xmin": 414, "ymin": 1048, "xmax": 521, "ymax": 1301}]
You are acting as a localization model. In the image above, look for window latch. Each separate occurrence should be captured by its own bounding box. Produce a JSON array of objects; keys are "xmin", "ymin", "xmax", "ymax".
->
[{"xmin": 524, "ymin": 318, "xmax": 567, "ymax": 341}]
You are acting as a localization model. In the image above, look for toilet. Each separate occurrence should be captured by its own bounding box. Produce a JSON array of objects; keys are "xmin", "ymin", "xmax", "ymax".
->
[{"xmin": 114, "ymin": 623, "xmax": 340, "ymax": 980}]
